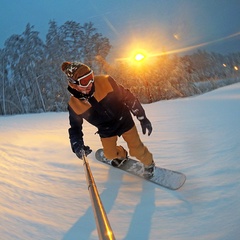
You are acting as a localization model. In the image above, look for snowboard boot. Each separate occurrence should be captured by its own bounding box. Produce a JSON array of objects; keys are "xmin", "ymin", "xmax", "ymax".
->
[
  {"xmin": 111, "ymin": 147, "xmax": 128, "ymax": 167},
  {"xmin": 111, "ymin": 158, "xmax": 128, "ymax": 167},
  {"xmin": 143, "ymin": 161, "xmax": 155, "ymax": 178}
]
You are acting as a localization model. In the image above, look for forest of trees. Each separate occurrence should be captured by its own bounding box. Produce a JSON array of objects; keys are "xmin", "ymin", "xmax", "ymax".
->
[
  {"xmin": 0, "ymin": 20, "xmax": 239, "ymax": 115},
  {"xmin": 108, "ymin": 50, "xmax": 240, "ymax": 103}
]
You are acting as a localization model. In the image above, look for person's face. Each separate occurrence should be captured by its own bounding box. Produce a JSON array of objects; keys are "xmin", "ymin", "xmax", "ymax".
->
[
  {"xmin": 69, "ymin": 82, "xmax": 93, "ymax": 94},
  {"xmin": 68, "ymin": 70, "xmax": 94, "ymax": 94}
]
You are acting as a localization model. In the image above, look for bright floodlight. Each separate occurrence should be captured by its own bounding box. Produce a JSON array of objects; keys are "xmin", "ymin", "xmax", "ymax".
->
[{"xmin": 134, "ymin": 53, "xmax": 145, "ymax": 62}]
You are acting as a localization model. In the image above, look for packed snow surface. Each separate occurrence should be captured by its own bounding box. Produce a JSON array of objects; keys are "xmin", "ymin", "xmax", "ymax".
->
[{"xmin": 0, "ymin": 83, "xmax": 240, "ymax": 240}]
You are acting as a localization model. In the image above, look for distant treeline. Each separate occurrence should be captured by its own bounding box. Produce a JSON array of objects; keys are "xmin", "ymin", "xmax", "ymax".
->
[{"xmin": 0, "ymin": 20, "xmax": 239, "ymax": 115}]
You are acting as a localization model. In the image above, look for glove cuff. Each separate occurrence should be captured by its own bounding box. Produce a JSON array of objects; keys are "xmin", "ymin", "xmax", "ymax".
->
[{"xmin": 137, "ymin": 115, "xmax": 146, "ymax": 121}]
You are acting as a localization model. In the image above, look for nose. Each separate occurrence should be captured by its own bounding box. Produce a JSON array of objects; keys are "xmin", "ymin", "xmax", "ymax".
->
[{"xmin": 76, "ymin": 83, "xmax": 93, "ymax": 93}]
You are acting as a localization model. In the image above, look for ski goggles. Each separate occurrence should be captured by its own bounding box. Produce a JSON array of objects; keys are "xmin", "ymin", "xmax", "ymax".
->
[{"xmin": 68, "ymin": 70, "xmax": 94, "ymax": 87}]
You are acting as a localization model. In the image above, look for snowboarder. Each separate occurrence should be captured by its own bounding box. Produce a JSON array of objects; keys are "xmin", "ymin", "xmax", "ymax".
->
[{"xmin": 61, "ymin": 61, "xmax": 155, "ymax": 177}]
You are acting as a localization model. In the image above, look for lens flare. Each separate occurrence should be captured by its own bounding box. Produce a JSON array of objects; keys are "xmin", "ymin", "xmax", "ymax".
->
[{"xmin": 134, "ymin": 53, "xmax": 145, "ymax": 62}]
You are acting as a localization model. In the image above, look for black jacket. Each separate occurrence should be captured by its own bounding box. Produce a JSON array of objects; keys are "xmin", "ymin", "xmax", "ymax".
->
[{"xmin": 68, "ymin": 75, "xmax": 146, "ymax": 149}]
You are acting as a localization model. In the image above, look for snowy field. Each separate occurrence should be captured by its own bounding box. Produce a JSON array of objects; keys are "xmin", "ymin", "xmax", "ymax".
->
[{"xmin": 0, "ymin": 83, "xmax": 240, "ymax": 240}]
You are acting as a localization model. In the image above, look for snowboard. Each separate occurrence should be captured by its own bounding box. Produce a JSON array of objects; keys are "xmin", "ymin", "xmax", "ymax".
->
[{"xmin": 95, "ymin": 149, "xmax": 186, "ymax": 190}]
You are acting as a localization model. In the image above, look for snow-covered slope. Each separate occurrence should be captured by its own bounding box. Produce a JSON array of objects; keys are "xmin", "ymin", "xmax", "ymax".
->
[{"xmin": 0, "ymin": 83, "xmax": 240, "ymax": 240}]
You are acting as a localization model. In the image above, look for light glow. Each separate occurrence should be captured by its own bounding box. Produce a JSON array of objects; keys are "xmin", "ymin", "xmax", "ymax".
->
[
  {"xmin": 134, "ymin": 53, "xmax": 145, "ymax": 62},
  {"xmin": 116, "ymin": 31, "xmax": 240, "ymax": 63}
]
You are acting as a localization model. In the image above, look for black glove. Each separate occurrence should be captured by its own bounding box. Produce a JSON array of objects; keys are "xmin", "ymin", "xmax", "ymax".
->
[
  {"xmin": 138, "ymin": 116, "xmax": 153, "ymax": 136},
  {"xmin": 73, "ymin": 142, "xmax": 92, "ymax": 159}
]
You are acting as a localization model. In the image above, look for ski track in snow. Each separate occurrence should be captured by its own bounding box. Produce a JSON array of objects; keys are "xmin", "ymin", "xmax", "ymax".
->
[{"xmin": 0, "ymin": 83, "xmax": 240, "ymax": 240}]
